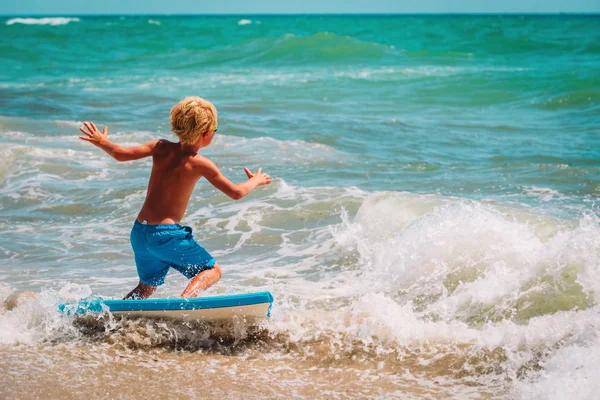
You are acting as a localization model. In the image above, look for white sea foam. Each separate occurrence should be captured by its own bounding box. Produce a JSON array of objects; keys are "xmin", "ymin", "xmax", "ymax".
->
[
  {"xmin": 0, "ymin": 66, "xmax": 528, "ymax": 93},
  {"xmin": 334, "ymin": 65, "xmax": 530, "ymax": 81},
  {"xmin": 214, "ymin": 134, "xmax": 334, "ymax": 154},
  {"xmin": 0, "ymin": 146, "xmax": 20, "ymax": 184},
  {"xmin": 0, "ymin": 286, "xmax": 84, "ymax": 345},
  {"xmin": 522, "ymin": 185, "xmax": 565, "ymax": 202},
  {"xmin": 54, "ymin": 120, "xmax": 83, "ymax": 127},
  {"xmin": 512, "ymin": 322, "xmax": 600, "ymax": 400},
  {"xmin": 192, "ymin": 66, "xmax": 531, "ymax": 87},
  {"xmin": 238, "ymin": 19, "xmax": 252, "ymax": 26},
  {"xmin": 288, "ymin": 192, "xmax": 598, "ymax": 394},
  {"xmin": 6, "ymin": 17, "xmax": 80, "ymax": 26},
  {"xmin": 148, "ymin": 19, "xmax": 161, "ymax": 26},
  {"xmin": 201, "ymin": 71, "xmax": 315, "ymax": 86},
  {"xmin": 334, "ymin": 192, "xmax": 600, "ymax": 304}
]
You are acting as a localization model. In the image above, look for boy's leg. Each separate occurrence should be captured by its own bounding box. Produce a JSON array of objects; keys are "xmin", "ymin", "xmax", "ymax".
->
[
  {"xmin": 129, "ymin": 221, "xmax": 168, "ymax": 300},
  {"xmin": 123, "ymin": 282, "xmax": 157, "ymax": 300},
  {"xmin": 181, "ymin": 263, "xmax": 222, "ymax": 298}
]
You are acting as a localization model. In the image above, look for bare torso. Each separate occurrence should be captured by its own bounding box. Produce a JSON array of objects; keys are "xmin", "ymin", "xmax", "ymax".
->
[{"xmin": 137, "ymin": 140, "xmax": 202, "ymax": 225}]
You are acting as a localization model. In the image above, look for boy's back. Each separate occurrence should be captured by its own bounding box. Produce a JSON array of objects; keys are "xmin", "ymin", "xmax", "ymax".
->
[
  {"xmin": 139, "ymin": 140, "xmax": 204, "ymax": 225},
  {"xmin": 78, "ymin": 96, "xmax": 271, "ymax": 299}
]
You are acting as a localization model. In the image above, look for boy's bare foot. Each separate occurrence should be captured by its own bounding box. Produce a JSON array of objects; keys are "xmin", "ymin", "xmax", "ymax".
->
[
  {"xmin": 123, "ymin": 282, "xmax": 157, "ymax": 300},
  {"xmin": 181, "ymin": 263, "xmax": 223, "ymax": 298}
]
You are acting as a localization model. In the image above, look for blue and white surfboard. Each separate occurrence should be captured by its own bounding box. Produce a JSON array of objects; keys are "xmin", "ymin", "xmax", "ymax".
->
[{"xmin": 59, "ymin": 291, "xmax": 274, "ymax": 321}]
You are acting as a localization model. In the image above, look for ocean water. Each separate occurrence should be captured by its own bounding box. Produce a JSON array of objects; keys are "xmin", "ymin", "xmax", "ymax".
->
[{"xmin": 0, "ymin": 14, "xmax": 599, "ymax": 399}]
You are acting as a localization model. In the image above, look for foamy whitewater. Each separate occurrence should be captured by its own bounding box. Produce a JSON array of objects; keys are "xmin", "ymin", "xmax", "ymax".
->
[{"xmin": 1, "ymin": 15, "xmax": 599, "ymax": 399}]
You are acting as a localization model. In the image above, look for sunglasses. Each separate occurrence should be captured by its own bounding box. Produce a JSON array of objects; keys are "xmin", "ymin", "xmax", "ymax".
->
[{"xmin": 214, "ymin": 125, "xmax": 218, "ymax": 132}]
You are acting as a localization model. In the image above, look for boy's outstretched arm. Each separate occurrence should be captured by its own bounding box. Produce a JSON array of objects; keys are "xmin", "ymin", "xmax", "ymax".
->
[
  {"xmin": 79, "ymin": 121, "xmax": 159, "ymax": 162},
  {"xmin": 198, "ymin": 157, "xmax": 271, "ymax": 200}
]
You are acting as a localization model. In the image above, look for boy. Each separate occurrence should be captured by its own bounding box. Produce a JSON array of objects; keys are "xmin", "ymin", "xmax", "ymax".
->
[{"xmin": 78, "ymin": 96, "xmax": 271, "ymax": 299}]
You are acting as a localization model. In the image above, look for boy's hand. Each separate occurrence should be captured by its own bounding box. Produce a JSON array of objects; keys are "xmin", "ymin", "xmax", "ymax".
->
[
  {"xmin": 79, "ymin": 121, "xmax": 109, "ymax": 146},
  {"xmin": 244, "ymin": 167, "xmax": 271, "ymax": 186}
]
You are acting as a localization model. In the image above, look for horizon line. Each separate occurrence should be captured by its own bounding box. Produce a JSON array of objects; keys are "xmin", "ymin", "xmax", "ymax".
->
[{"xmin": 1, "ymin": 12, "xmax": 599, "ymax": 17}]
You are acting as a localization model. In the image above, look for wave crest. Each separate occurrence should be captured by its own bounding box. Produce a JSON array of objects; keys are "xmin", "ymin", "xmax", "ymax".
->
[{"xmin": 6, "ymin": 17, "xmax": 80, "ymax": 26}]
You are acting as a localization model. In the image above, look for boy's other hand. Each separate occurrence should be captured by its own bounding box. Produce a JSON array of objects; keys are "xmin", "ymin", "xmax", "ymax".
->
[
  {"xmin": 79, "ymin": 121, "xmax": 109, "ymax": 145},
  {"xmin": 244, "ymin": 167, "xmax": 271, "ymax": 186}
]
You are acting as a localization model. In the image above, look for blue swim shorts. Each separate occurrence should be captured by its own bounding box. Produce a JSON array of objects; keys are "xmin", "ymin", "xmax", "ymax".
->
[{"xmin": 130, "ymin": 220, "xmax": 216, "ymax": 286}]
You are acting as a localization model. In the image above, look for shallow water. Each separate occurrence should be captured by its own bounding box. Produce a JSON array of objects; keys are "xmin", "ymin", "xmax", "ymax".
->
[{"xmin": 1, "ymin": 14, "xmax": 599, "ymax": 399}]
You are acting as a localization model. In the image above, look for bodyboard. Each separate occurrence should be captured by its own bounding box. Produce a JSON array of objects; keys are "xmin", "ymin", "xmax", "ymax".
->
[{"xmin": 58, "ymin": 291, "xmax": 274, "ymax": 321}]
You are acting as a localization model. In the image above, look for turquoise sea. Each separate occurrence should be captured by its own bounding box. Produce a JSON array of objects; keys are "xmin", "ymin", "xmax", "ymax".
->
[{"xmin": 1, "ymin": 15, "xmax": 599, "ymax": 399}]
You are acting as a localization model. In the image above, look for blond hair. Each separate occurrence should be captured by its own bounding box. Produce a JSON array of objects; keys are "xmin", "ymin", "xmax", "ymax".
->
[{"xmin": 169, "ymin": 96, "xmax": 218, "ymax": 144}]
